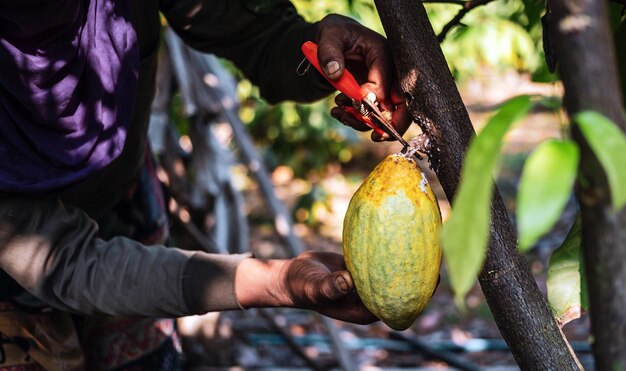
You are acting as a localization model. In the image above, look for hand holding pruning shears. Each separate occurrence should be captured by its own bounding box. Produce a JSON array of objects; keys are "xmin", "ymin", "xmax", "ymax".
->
[{"xmin": 304, "ymin": 15, "xmax": 412, "ymax": 144}]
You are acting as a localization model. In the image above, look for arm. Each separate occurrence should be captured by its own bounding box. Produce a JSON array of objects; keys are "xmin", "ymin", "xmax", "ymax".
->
[
  {"xmin": 234, "ymin": 251, "xmax": 376, "ymax": 324},
  {"xmin": 160, "ymin": 0, "xmax": 333, "ymax": 104},
  {"xmin": 0, "ymin": 194, "xmax": 247, "ymax": 316},
  {"xmin": 0, "ymin": 195, "xmax": 375, "ymax": 324},
  {"xmin": 161, "ymin": 0, "xmax": 411, "ymax": 139}
]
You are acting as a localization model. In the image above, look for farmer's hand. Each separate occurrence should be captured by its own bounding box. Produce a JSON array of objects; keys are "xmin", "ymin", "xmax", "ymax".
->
[
  {"xmin": 316, "ymin": 14, "xmax": 411, "ymax": 142},
  {"xmin": 236, "ymin": 251, "xmax": 377, "ymax": 325}
]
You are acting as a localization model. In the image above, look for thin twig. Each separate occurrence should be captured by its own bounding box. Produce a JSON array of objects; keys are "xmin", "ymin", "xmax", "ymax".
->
[
  {"xmin": 437, "ymin": 0, "xmax": 496, "ymax": 42},
  {"xmin": 431, "ymin": 0, "xmax": 625, "ymax": 40},
  {"xmin": 258, "ymin": 309, "xmax": 326, "ymax": 371},
  {"xmin": 170, "ymin": 204, "xmax": 222, "ymax": 253},
  {"xmin": 322, "ymin": 317, "xmax": 358, "ymax": 371},
  {"xmin": 389, "ymin": 332, "xmax": 481, "ymax": 371}
]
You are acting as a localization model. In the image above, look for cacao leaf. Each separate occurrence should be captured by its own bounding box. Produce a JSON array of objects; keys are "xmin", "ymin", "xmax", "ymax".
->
[
  {"xmin": 574, "ymin": 111, "xmax": 626, "ymax": 211},
  {"xmin": 442, "ymin": 95, "xmax": 532, "ymax": 305},
  {"xmin": 517, "ymin": 139, "xmax": 579, "ymax": 251},
  {"xmin": 547, "ymin": 215, "xmax": 585, "ymax": 326}
]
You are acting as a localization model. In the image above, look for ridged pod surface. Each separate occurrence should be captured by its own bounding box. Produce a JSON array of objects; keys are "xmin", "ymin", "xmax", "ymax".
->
[{"xmin": 342, "ymin": 154, "xmax": 442, "ymax": 330}]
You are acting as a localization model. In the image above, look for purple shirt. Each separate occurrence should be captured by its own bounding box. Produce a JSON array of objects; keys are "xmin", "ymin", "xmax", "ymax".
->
[{"xmin": 0, "ymin": 0, "xmax": 139, "ymax": 192}]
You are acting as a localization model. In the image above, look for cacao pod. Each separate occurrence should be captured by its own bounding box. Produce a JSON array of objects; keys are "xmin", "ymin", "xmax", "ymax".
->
[{"xmin": 342, "ymin": 154, "xmax": 442, "ymax": 330}]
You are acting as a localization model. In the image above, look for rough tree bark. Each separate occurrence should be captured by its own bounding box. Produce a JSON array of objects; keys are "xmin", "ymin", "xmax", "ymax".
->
[
  {"xmin": 549, "ymin": 0, "xmax": 626, "ymax": 368},
  {"xmin": 373, "ymin": 1, "xmax": 580, "ymax": 369}
]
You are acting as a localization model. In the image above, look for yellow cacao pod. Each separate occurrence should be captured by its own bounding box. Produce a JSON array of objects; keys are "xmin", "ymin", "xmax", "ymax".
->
[{"xmin": 342, "ymin": 154, "xmax": 442, "ymax": 331}]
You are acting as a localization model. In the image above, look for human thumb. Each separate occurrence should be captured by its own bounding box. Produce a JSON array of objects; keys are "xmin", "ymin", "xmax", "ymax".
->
[
  {"xmin": 319, "ymin": 270, "xmax": 355, "ymax": 301},
  {"xmin": 317, "ymin": 42, "xmax": 345, "ymax": 81}
]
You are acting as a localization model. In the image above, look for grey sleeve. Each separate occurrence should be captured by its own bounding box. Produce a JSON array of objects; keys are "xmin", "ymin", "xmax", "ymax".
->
[
  {"xmin": 160, "ymin": 0, "xmax": 334, "ymax": 104},
  {"xmin": 0, "ymin": 195, "xmax": 248, "ymax": 317}
]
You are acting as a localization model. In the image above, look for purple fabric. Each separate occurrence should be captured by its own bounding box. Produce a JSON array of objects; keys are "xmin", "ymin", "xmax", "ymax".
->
[{"xmin": 0, "ymin": 0, "xmax": 139, "ymax": 192}]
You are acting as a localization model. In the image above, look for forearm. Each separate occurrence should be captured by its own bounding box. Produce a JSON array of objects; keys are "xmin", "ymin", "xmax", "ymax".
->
[
  {"xmin": 0, "ymin": 194, "xmax": 248, "ymax": 316},
  {"xmin": 161, "ymin": 0, "xmax": 334, "ymax": 103},
  {"xmin": 230, "ymin": 251, "xmax": 379, "ymax": 325},
  {"xmin": 233, "ymin": 257, "xmax": 291, "ymax": 308}
]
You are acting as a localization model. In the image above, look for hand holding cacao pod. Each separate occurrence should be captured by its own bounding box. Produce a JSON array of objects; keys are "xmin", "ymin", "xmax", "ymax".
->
[
  {"xmin": 282, "ymin": 251, "xmax": 378, "ymax": 325},
  {"xmin": 343, "ymin": 154, "xmax": 443, "ymax": 330}
]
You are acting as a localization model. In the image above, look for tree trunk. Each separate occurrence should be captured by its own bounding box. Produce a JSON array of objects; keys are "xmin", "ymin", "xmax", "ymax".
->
[
  {"xmin": 373, "ymin": 1, "xmax": 580, "ymax": 369},
  {"xmin": 549, "ymin": 0, "xmax": 626, "ymax": 368}
]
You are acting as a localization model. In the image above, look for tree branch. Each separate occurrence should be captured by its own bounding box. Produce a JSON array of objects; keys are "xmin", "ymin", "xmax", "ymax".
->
[
  {"xmin": 431, "ymin": 0, "xmax": 623, "ymax": 44},
  {"xmin": 373, "ymin": 0, "xmax": 582, "ymax": 369},
  {"xmin": 549, "ymin": 0, "xmax": 626, "ymax": 368},
  {"xmin": 436, "ymin": 0, "xmax": 496, "ymax": 42}
]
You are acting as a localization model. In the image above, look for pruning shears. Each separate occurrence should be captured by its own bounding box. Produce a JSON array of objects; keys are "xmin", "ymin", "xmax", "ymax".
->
[{"xmin": 300, "ymin": 41, "xmax": 411, "ymax": 151}]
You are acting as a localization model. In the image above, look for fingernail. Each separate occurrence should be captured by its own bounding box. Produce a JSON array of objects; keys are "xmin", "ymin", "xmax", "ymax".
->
[
  {"xmin": 335, "ymin": 275, "xmax": 349, "ymax": 292},
  {"xmin": 324, "ymin": 61, "xmax": 341, "ymax": 76}
]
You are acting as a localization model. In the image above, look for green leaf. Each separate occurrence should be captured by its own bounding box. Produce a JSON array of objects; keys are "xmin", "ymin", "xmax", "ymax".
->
[
  {"xmin": 547, "ymin": 215, "xmax": 584, "ymax": 325},
  {"xmin": 442, "ymin": 95, "xmax": 532, "ymax": 304},
  {"xmin": 574, "ymin": 111, "xmax": 626, "ymax": 211},
  {"xmin": 517, "ymin": 140, "xmax": 579, "ymax": 251}
]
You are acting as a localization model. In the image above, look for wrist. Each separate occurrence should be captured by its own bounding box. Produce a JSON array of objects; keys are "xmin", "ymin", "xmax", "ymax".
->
[{"xmin": 235, "ymin": 258, "xmax": 293, "ymax": 308}]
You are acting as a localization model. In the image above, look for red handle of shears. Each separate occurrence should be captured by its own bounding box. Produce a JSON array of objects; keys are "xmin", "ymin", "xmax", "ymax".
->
[
  {"xmin": 301, "ymin": 41, "xmax": 384, "ymax": 135},
  {"xmin": 301, "ymin": 41, "xmax": 363, "ymax": 101}
]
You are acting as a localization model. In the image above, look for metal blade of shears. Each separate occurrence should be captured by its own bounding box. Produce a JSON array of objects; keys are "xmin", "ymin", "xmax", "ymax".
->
[
  {"xmin": 361, "ymin": 99, "xmax": 410, "ymax": 150},
  {"xmin": 300, "ymin": 41, "xmax": 419, "ymax": 158},
  {"xmin": 300, "ymin": 41, "xmax": 385, "ymax": 136}
]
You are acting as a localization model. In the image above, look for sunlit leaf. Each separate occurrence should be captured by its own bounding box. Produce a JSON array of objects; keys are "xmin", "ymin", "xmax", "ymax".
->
[
  {"xmin": 547, "ymin": 215, "xmax": 585, "ymax": 326},
  {"xmin": 574, "ymin": 111, "xmax": 626, "ymax": 211},
  {"xmin": 517, "ymin": 140, "xmax": 579, "ymax": 251},
  {"xmin": 442, "ymin": 95, "xmax": 532, "ymax": 305}
]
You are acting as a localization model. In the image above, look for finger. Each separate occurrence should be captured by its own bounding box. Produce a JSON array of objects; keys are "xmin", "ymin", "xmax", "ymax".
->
[
  {"xmin": 390, "ymin": 105, "xmax": 412, "ymax": 137},
  {"xmin": 371, "ymin": 131, "xmax": 390, "ymax": 142},
  {"xmin": 333, "ymin": 94, "xmax": 374, "ymax": 132},
  {"xmin": 317, "ymin": 35, "xmax": 347, "ymax": 81},
  {"xmin": 334, "ymin": 93, "xmax": 353, "ymax": 107},
  {"xmin": 298, "ymin": 251, "xmax": 348, "ymax": 273},
  {"xmin": 318, "ymin": 271, "xmax": 354, "ymax": 301},
  {"xmin": 390, "ymin": 84, "xmax": 406, "ymax": 107},
  {"xmin": 331, "ymin": 107, "xmax": 372, "ymax": 132},
  {"xmin": 358, "ymin": 39, "xmax": 394, "ymax": 105},
  {"xmin": 389, "ymin": 86, "xmax": 412, "ymax": 135},
  {"xmin": 295, "ymin": 250, "xmax": 317, "ymax": 260},
  {"xmin": 309, "ymin": 251, "xmax": 348, "ymax": 270},
  {"xmin": 374, "ymin": 89, "xmax": 411, "ymax": 142}
]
